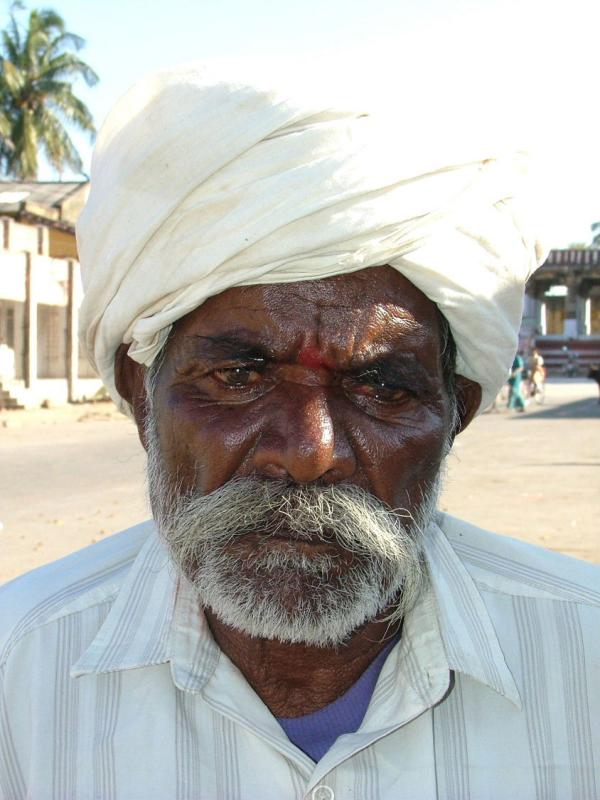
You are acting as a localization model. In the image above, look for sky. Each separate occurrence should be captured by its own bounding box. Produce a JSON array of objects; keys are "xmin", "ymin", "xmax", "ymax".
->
[{"xmin": 2, "ymin": 0, "xmax": 599, "ymax": 246}]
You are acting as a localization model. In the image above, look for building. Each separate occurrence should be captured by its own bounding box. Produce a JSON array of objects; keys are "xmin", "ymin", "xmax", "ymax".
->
[
  {"xmin": 523, "ymin": 249, "xmax": 600, "ymax": 372},
  {"xmin": 0, "ymin": 181, "xmax": 102, "ymax": 409}
]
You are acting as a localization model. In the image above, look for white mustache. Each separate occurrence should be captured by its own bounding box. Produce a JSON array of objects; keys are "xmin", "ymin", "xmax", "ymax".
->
[{"xmin": 158, "ymin": 477, "xmax": 423, "ymax": 561}]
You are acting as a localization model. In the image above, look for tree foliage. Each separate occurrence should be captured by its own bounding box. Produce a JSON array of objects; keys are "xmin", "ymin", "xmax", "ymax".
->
[{"xmin": 0, "ymin": 4, "xmax": 98, "ymax": 179}]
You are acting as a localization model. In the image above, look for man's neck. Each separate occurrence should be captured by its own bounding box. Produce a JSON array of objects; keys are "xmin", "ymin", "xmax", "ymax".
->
[{"xmin": 204, "ymin": 609, "xmax": 401, "ymax": 717}]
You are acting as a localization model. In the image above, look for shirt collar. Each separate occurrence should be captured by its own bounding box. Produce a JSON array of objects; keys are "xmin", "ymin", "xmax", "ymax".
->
[
  {"xmin": 423, "ymin": 517, "xmax": 521, "ymax": 708},
  {"xmin": 72, "ymin": 517, "xmax": 520, "ymax": 707},
  {"xmin": 71, "ymin": 529, "xmax": 178, "ymax": 677},
  {"xmin": 71, "ymin": 528, "xmax": 223, "ymax": 691}
]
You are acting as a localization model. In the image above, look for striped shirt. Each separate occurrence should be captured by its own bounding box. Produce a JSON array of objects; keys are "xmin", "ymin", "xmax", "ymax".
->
[{"xmin": 1, "ymin": 513, "xmax": 599, "ymax": 800}]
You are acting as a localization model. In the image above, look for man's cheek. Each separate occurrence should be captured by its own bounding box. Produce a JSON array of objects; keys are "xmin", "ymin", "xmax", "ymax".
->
[
  {"xmin": 348, "ymin": 421, "xmax": 446, "ymax": 506},
  {"xmin": 163, "ymin": 406, "xmax": 266, "ymax": 494}
]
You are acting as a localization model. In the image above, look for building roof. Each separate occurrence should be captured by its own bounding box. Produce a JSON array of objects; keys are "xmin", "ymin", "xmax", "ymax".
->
[
  {"xmin": 0, "ymin": 180, "xmax": 89, "ymax": 229},
  {"xmin": 543, "ymin": 249, "xmax": 600, "ymax": 267}
]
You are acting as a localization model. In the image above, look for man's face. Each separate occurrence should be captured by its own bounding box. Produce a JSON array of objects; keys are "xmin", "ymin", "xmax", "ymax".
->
[
  {"xmin": 150, "ymin": 266, "xmax": 455, "ymax": 505},
  {"xmin": 139, "ymin": 266, "xmax": 465, "ymax": 645}
]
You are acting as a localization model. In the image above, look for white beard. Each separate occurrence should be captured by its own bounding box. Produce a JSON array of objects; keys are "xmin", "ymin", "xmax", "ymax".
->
[{"xmin": 146, "ymin": 413, "xmax": 441, "ymax": 648}]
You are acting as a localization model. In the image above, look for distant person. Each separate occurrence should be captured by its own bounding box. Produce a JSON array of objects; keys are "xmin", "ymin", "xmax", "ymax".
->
[
  {"xmin": 507, "ymin": 352, "xmax": 526, "ymax": 411},
  {"xmin": 588, "ymin": 363, "xmax": 600, "ymax": 403},
  {"xmin": 562, "ymin": 345, "xmax": 577, "ymax": 377},
  {"xmin": 528, "ymin": 347, "xmax": 545, "ymax": 401}
]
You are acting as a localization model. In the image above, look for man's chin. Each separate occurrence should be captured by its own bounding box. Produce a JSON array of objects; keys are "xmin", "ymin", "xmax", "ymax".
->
[
  {"xmin": 188, "ymin": 550, "xmax": 402, "ymax": 648},
  {"xmin": 202, "ymin": 591, "xmax": 391, "ymax": 648}
]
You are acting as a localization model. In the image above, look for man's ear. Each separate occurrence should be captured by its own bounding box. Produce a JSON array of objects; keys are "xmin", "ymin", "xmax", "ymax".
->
[
  {"xmin": 114, "ymin": 344, "xmax": 149, "ymax": 451},
  {"xmin": 453, "ymin": 375, "xmax": 482, "ymax": 436}
]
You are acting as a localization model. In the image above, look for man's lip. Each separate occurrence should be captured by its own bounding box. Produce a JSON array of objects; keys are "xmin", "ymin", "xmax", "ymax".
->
[{"xmin": 235, "ymin": 529, "xmax": 337, "ymax": 548}]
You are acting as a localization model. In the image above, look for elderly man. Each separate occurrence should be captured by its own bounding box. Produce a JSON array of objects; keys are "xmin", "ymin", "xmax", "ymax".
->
[{"xmin": 1, "ymin": 65, "xmax": 599, "ymax": 800}]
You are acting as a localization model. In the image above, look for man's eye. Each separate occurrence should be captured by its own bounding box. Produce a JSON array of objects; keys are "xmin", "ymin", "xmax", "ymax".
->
[
  {"xmin": 351, "ymin": 372, "xmax": 409, "ymax": 401},
  {"xmin": 212, "ymin": 366, "xmax": 263, "ymax": 388},
  {"xmin": 359, "ymin": 382, "xmax": 406, "ymax": 401}
]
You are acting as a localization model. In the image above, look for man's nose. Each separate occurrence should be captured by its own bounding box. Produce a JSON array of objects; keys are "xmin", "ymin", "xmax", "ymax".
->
[{"xmin": 252, "ymin": 386, "xmax": 356, "ymax": 484}]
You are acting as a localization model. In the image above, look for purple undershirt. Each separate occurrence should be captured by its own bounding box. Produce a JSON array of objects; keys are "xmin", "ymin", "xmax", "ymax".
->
[{"xmin": 276, "ymin": 634, "xmax": 399, "ymax": 762}]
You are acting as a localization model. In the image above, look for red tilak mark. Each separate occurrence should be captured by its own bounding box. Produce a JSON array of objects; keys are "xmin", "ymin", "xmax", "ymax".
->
[{"xmin": 297, "ymin": 346, "xmax": 331, "ymax": 369}]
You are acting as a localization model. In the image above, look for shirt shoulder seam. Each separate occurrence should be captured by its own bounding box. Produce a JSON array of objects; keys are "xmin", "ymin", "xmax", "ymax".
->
[
  {"xmin": 0, "ymin": 572, "xmax": 126, "ymax": 665},
  {"xmin": 472, "ymin": 576, "xmax": 600, "ymax": 606},
  {"xmin": 0, "ymin": 586, "xmax": 120, "ymax": 670}
]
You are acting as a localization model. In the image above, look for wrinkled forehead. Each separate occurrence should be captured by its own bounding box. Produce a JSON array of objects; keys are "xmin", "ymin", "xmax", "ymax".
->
[{"xmin": 169, "ymin": 266, "xmax": 443, "ymax": 358}]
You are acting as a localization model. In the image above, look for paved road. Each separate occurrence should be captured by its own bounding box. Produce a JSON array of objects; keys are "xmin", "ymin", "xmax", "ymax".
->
[
  {"xmin": 1, "ymin": 410, "xmax": 147, "ymax": 581},
  {"xmin": 1, "ymin": 378, "xmax": 598, "ymax": 583},
  {"xmin": 441, "ymin": 379, "xmax": 600, "ymax": 563}
]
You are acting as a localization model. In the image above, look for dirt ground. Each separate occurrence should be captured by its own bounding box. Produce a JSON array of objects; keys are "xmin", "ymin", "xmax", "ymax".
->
[{"xmin": 1, "ymin": 378, "xmax": 599, "ymax": 584}]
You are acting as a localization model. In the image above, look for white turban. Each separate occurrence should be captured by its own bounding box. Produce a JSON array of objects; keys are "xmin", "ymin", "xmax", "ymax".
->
[{"xmin": 77, "ymin": 63, "xmax": 547, "ymax": 413}]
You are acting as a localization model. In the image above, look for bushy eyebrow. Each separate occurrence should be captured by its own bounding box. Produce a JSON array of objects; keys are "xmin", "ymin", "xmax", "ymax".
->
[
  {"xmin": 349, "ymin": 352, "xmax": 432, "ymax": 391},
  {"xmin": 181, "ymin": 331, "xmax": 436, "ymax": 391},
  {"xmin": 182, "ymin": 333, "xmax": 272, "ymax": 362}
]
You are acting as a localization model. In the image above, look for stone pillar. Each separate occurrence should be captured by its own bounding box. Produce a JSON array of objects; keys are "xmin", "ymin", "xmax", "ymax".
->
[
  {"xmin": 563, "ymin": 274, "xmax": 578, "ymax": 337},
  {"xmin": 526, "ymin": 280, "xmax": 545, "ymax": 336},
  {"xmin": 575, "ymin": 283, "xmax": 589, "ymax": 336},
  {"xmin": 2, "ymin": 217, "xmax": 10, "ymax": 249},
  {"xmin": 523, "ymin": 288, "xmax": 543, "ymax": 337},
  {"xmin": 37, "ymin": 225, "xmax": 49, "ymax": 255},
  {"xmin": 66, "ymin": 260, "xmax": 78, "ymax": 402},
  {"xmin": 23, "ymin": 253, "xmax": 37, "ymax": 388},
  {"xmin": 584, "ymin": 297, "xmax": 591, "ymax": 335},
  {"xmin": 540, "ymin": 301, "xmax": 547, "ymax": 335}
]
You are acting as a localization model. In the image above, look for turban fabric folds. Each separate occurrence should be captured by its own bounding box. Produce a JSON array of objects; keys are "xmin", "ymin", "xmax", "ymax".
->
[{"xmin": 77, "ymin": 64, "xmax": 547, "ymax": 412}]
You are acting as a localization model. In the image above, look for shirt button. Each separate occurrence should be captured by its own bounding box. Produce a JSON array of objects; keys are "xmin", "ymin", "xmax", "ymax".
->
[{"xmin": 311, "ymin": 786, "xmax": 334, "ymax": 800}]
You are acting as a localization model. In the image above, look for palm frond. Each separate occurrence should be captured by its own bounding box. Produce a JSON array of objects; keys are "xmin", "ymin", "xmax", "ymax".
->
[
  {"xmin": 3, "ymin": 12, "xmax": 22, "ymax": 59},
  {"xmin": 7, "ymin": 108, "xmax": 38, "ymax": 178},
  {"xmin": 40, "ymin": 52, "xmax": 99, "ymax": 87},
  {"xmin": 0, "ymin": 109, "xmax": 14, "ymax": 145},
  {"xmin": 1, "ymin": 58, "xmax": 25, "ymax": 94},
  {"xmin": 37, "ymin": 107, "xmax": 82, "ymax": 174},
  {"xmin": 49, "ymin": 31, "xmax": 85, "ymax": 54},
  {"xmin": 37, "ymin": 79, "xmax": 96, "ymax": 135},
  {"xmin": 34, "ymin": 9, "xmax": 67, "ymax": 33},
  {"xmin": 1, "ymin": 27, "xmax": 21, "ymax": 63}
]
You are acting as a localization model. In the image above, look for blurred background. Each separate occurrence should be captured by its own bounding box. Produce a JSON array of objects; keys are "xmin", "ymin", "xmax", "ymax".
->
[{"xmin": 1, "ymin": 0, "xmax": 599, "ymax": 582}]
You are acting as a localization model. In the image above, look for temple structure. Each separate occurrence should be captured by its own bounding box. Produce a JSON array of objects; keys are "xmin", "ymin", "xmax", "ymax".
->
[{"xmin": 522, "ymin": 249, "xmax": 600, "ymax": 372}]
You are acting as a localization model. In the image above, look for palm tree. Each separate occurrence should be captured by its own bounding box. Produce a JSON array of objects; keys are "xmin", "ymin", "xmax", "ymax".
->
[{"xmin": 0, "ymin": 5, "xmax": 98, "ymax": 179}]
